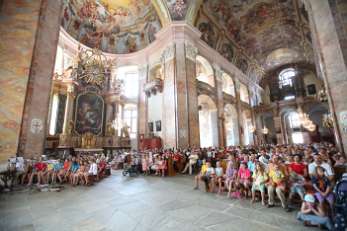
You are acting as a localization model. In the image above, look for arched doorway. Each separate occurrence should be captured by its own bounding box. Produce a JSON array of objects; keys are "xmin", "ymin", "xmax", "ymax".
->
[
  {"xmin": 198, "ymin": 95, "xmax": 218, "ymax": 148},
  {"xmin": 224, "ymin": 104, "xmax": 239, "ymax": 146}
]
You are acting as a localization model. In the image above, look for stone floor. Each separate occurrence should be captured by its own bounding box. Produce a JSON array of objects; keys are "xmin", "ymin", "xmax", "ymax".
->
[{"xmin": 0, "ymin": 171, "xmax": 319, "ymax": 231}]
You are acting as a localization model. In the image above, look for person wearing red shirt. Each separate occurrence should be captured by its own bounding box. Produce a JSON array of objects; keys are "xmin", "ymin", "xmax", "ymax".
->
[
  {"xmin": 289, "ymin": 155, "xmax": 308, "ymax": 177},
  {"xmin": 28, "ymin": 157, "xmax": 47, "ymax": 186},
  {"xmin": 288, "ymin": 155, "xmax": 308, "ymax": 209}
]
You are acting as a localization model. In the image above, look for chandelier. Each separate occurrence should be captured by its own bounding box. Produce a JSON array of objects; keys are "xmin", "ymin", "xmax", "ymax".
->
[
  {"xmin": 322, "ymin": 113, "xmax": 334, "ymax": 128},
  {"xmin": 298, "ymin": 107, "xmax": 316, "ymax": 132},
  {"xmin": 71, "ymin": 47, "xmax": 112, "ymax": 88},
  {"xmin": 249, "ymin": 125, "xmax": 256, "ymax": 133},
  {"xmin": 262, "ymin": 126, "xmax": 269, "ymax": 135},
  {"xmin": 317, "ymin": 88, "xmax": 328, "ymax": 102}
]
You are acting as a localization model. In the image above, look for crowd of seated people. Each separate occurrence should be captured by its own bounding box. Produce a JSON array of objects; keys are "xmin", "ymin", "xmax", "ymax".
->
[
  {"xmin": 2, "ymin": 154, "xmax": 111, "ymax": 189},
  {"xmin": 120, "ymin": 143, "xmax": 346, "ymax": 231}
]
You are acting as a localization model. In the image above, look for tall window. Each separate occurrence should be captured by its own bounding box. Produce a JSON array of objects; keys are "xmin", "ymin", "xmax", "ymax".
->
[
  {"xmin": 116, "ymin": 66, "xmax": 139, "ymax": 99},
  {"xmin": 288, "ymin": 112, "xmax": 303, "ymax": 144},
  {"xmin": 288, "ymin": 112, "xmax": 301, "ymax": 128},
  {"xmin": 49, "ymin": 94, "xmax": 59, "ymax": 135},
  {"xmin": 123, "ymin": 104, "xmax": 137, "ymax": 138},
  {"xmin": 279, "ymin": 68, "xmax": 296, "ymax": 89}
]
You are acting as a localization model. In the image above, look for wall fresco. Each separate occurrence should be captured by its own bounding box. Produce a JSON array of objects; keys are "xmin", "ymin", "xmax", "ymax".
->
[
  {"xmin": 61, "ymin": 0, "xmax": 162, "ymax": 54},
  {"xmin": 197, "ymin": 0, "xmax": 313, "ymax": 72}
]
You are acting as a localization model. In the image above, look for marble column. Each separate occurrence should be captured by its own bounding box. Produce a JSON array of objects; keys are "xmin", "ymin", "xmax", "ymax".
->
[
  {"xmin": 18, "ymin": 0, "xmax": 63, "ymax": 159},
  {"xmin": 234, "ymin": 80, "xmax": 243, "ymax": 145},
  {"xmin": 138, "ymin": 65, "xmax": 148, "ymax": 138},
  {"xmin": 161, "ymin": 44, "xmax": 177, "ymax": 148},
  {"xmin": 184, "ymin": 42, "xmax": 200, "ymax": 149},
  {"xmin": 62, "ymin": 84, "xmax": 74, "ymax": 135},
  {"xmin": 214, "ymin": 65, "xmax": 225, "ymax": 147},
  {"xmin": 161, "ymin": 41, "xmax": 200, "ymax": 149},
  {"xmin": 273, "ymin": 105, "xmax": 284, "ymax": 145},
  {"xmin": 307, "ymin": 0, "xmax": 347, "ymax": 152},
  {"xmin": 0, "ymin": 0, "xmax": 43, "ymax": 163}
]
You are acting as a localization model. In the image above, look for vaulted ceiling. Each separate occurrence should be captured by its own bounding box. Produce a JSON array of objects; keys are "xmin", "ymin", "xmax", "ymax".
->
[
  {"xmin": 60, "ymin": 0, "xmax": 314, "ymax": 80},
  {"xmin": 196, "ymin": 0, "xmax": 314, "ymax": 73}
]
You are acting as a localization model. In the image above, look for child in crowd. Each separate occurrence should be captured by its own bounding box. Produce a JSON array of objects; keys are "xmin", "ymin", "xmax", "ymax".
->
[
  {"xmin": 52, "ymin": 159, "xmax": 63, "ymax": 184},
  {"xmin": 212, "ymin": 161, "xmax": 224, "ymax": 194},
  {"xmin": 87, "ymin": 158, "xmax": 98, "ymax": 184},
  {"xmin": 251, "ymin": 162, "xmax": 268, "ymax": 206},
  {"xmin": 226, "ymin": 155, "xmax": 238, "ymax": 197},
  {"xmin": 142, "ymin": 154, "xmax": 150, "ymax": 175},
  {"xmin": 237, "ymin": 162, "xmax": 251, "ymax": 198},
  {"xmin": 312, "ymin": 166, "xmax": 334, "ymax": 211},
  {"xmin": 297, "ymin": 194, "xmax": 332, "ymax": 230}
]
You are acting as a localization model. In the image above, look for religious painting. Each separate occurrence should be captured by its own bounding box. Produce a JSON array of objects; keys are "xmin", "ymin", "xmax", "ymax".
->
[
  {"xmin": 155, "ymin": 120, "xmax": 161, "ymax": 132},
  {"xmin": 148, "ymin": 122, "xmax": 154, "ymax": 132},
  {"xmin": 75, "ymin": 92, "xmax": 104, "ymax": 135},
  {"xmin": 61, "ymin": 0, "xmax": 162, "ymax": 54}
]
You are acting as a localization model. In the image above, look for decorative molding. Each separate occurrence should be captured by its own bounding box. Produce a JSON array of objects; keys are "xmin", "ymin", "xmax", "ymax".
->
[
  {"xmin": 213, "ymin": 63, "xmax": 223, "ymax": 79},
  {"xmin": 161, "ymin": 43, "xmax": 176, "ymax": 64},
  {"xmin": 185, "ymin": 41, "xmax": 198, "ymax": 61}
]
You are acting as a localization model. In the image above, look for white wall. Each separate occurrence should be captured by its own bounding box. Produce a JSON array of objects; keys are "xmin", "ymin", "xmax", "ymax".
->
[{"xmin": 147, "ymin": 92, "xmax": 163, "ymax": 137}]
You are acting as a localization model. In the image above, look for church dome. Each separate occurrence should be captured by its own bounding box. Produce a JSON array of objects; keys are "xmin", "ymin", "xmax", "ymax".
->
[{"xmin": 61, "ymin": 0, "xmax": 162, "ymax": 54}]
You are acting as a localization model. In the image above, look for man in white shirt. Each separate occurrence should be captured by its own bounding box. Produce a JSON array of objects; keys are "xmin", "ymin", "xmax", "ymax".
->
[
  {"xmin": 308, "ymin": 154, "xmax": 334, "ymax": 181},
  {"xmin": 258, "ymin": 149, "xmax": 269, "ymax": 169}
]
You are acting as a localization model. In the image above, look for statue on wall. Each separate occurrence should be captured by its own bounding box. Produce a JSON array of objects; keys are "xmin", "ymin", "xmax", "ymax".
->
[
  {"xmin": 81, "ymin": 132, "xmax": 97, "ymax": 149},
  {"xmin": 120, "ymin": 124, "xmax": 130, "ymax": 138},
  {"xmin": 106, "ymin": 122, "xmax": 116, "ymax": 136},
  {"xmin": 67, "ymin": 120, "xmax": 74, "ymax": 135}
]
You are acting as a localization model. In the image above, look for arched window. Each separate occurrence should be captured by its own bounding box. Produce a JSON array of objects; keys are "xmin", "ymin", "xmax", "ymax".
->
[
  {"xmin": 278, "ymin": 68, "xmax": 296, "ymax": 89},
  {"xmin": 222, "ymin": 73, "xmax": 235, "ymax": 96},
  {"xmin": 123, "ymin": 104, "xmax": 137, "ymax": 138},
  {"xmin": 115, "ymin": 66, "xmax": 139, "ymax": 99},
  {"xmin": 288, "ymin": 112, "xmax": 301, "ymax": 128}
]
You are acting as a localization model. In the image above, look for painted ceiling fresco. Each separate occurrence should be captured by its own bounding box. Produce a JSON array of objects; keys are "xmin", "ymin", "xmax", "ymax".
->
[
  {"xmin": 196, "ymin": 0, "xmax": 313, "ymax": 73},
  {"xmin": 166, "ymin": 0, "xmax": 191, "ymax": 20},
  {"xmin": 61, "ymin": 0, "xmax": 162, "ymax": 54}
]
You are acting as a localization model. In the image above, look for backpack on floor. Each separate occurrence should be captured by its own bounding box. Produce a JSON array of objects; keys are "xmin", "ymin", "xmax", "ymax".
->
[{"xmin": 333, "ymin": 175, "xmax": 347, "ymax": 231}]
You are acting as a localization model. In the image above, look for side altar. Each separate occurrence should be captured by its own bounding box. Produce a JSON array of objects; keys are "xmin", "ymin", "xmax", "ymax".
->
[{"xmin": 51, "ymin": 48, "xmax": 131, "ymax": 155}]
